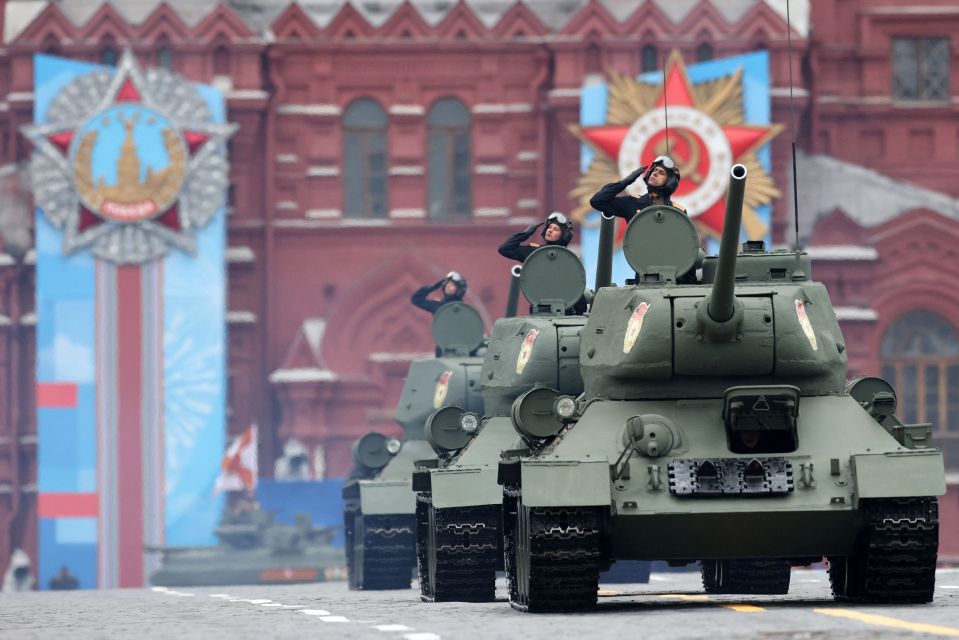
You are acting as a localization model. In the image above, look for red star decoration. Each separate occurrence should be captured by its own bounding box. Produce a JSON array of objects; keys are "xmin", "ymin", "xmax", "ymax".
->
[
  {"xmin": 580, "ymin": 56, "xmax": 776, "ymax": 237},
  {"xmin": 42, "ymin": 71, "xmax": 212, "ymax": 236}
]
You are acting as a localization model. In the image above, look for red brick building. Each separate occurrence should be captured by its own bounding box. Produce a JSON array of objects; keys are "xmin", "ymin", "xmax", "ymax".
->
[{"xmin": 0, "ymin": 0, "xmax": 957, "ymax": 572}]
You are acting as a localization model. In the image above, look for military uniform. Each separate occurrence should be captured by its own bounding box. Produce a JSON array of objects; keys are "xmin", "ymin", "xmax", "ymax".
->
[{"xmin": 411, "ymin": 274, "xmax": 466, "ymax": 315}]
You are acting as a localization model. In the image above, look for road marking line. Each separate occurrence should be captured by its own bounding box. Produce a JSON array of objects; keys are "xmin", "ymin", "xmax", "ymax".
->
[
  {"xmin": 658, "ymin": 594, "xmax": 711, "ymax": 601},
  {"xmin": 299, "ymin": 609, "xmax": 331, "ymax": 616},
  {"xmin": 247, "ymin": 599, "xmax": 272, "ymax": 604},
  {"xmin": 261, "ymin": 603, "xmax": 285, "ymax": 607},
  {"xmin": 208, "ymin": 594, "xmax": 231, "ymax": 598},
  {"xmin": 941, "ymin": 586, "xmax": 959, "ymax": 589},
  {"xmin": 722, "ymin": 604, "xmax": 765, "ymax": 612},
  {"xmin": 649, "ymin": 575, "xmax": 674, "ymax": 582},
  {"xmin": 151, "ymin": 587, "xmax": 168, "ymax": 592},
  {"xmin": 319, "ymin": 616, "xmax": 350, "ymax": 623},
  {"xmin": 813, "ymin": 608, "xmax": 959, "ymax": 637},
  {"xmin": 597, "ymin": 589, "xmax": 621, "ymax": 596},
  {"xmin": 799, "ymin": 579, "xmax": 822, "ymax": 583},
  {"xmin": 175, "ymin": 593, "xmax": 196, "ymax": 597},
  {"xmin": 403, "ymin": 634, "xmax": 440, "ymax": 640},
  {"xmin": 375, "ymin": 625, "xmax": 413, "ymax": 631}
]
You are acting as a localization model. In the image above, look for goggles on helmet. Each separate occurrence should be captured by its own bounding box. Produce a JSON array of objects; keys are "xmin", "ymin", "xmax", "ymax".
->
[
  {"xmin": 650, "ymin": 156, "xmax": 675, "ymax": 170},
  {"xmin": 546, "ymin": 212, "xmax": 569, "ymax": 226},
  {"xmin": 446, "ymin": 271, "xmax": 464, "ymax": 283}
]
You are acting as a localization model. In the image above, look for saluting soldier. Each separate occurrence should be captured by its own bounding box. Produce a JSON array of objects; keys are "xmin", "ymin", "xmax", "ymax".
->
[
  {"xmin": 411, "ymin": 271, "xmax": 467, "ymax": 315},
  {"xmin": 498, "ymin": 211, "xmax": 574, "ymax": 263},
  {"xmin": 589, "ymin": 155, "xmax": 696, "ymax": 284}
]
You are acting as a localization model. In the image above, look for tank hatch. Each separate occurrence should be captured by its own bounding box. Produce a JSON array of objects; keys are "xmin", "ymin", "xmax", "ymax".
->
[
  {"xmin": 519, "ymin": 246, "xmax": 586, "ymax": 315},
  {"xmin": 622, "ymin": 205, "xmax": 700, "ymax": 283},
  {"xmin": 432, "ymin": 302, "xmax": 485, "ymax": 356}
]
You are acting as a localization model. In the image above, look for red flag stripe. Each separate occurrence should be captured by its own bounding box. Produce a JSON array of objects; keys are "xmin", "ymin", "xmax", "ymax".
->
[
  {"xmin": 37, "ymin": 383, "xmax": 78, "ymax": 408},
  {"xmin": 39, "ymin": 492, "xmax": 99, "ymax": 518}
]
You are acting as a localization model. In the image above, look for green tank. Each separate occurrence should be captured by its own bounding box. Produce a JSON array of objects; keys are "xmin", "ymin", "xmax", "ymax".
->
[
  {"xmin": 498, "ymin": 164, "xmax": 946, "ymax": 612},
  {"xmin": 148, "ymin": 509, "xmax": 342, "ymax": 587},
  {"xmin": 343, "ymin": 302, "xmax": 485, "ymax": 590},
  {"xmin": 414, "ymin": 252, "xmax": 588, "ymax": 602}
]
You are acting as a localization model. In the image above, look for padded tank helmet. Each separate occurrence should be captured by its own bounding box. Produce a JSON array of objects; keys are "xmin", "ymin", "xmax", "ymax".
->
[
  {"xmin": 444, "ymin": 271, "xmax": 467, "ymax": 300},
  {"xmin": 643, "ymin": 155, "xmax": 681, "ymax": 197},
  {"xmin": 541, "ymin": 211, "xmax": 574, "ymax": 246}
]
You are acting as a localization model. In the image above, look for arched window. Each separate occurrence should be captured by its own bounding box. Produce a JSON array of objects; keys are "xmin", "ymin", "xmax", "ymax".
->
[
  {"xmin": 100, "ymin": 45, "xmax": 118, "ymax": 66},
  {"xmin": 157, "ymin": 45, "xmax": 173, "ymax": 70},
  {"xmin": 880, "ymin": 310, "xmax": 959, "ymax": 431},
  {"xmin": 427, "ymin": 98, "xmax": 471, "ymax": 219},
  {"xmin": 696, "ymin": 42, "xmax": 714, "ymax": 62},
  {"xmin": 641, "ymin": 44, "xmax": 658, "ymax": 72},
  {"xmin": 213, "ymin": 45, "xmax": 230, "ymax": 76},
  {"xmin": 343, "ymin": 98, "xmax": 389, "ymax": 218}
]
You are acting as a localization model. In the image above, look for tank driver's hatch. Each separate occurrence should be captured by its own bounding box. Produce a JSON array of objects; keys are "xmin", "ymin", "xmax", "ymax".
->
[
  {"xmin": 519, "ymin": 246, "xmax": 586, "ymax": 315},
  {"xmin": 622, "ymin": 205, "xmax": 700, "ymax": 282},
  {"xmin": 432, "ymin": 301, "xmax": 485, "ymax": 356}
]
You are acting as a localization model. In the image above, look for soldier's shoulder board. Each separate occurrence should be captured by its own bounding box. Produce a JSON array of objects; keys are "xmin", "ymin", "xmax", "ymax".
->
[
  {"xmin": 672, "ymin": 201, "xmax": 687, "ymax": 213},
  {"xmin": 529, "ymin": 242, "xmax": 541, "ymax": 248}
]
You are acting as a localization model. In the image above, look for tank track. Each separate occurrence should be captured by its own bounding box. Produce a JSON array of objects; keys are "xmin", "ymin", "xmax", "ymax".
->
[
  {"xmin": 418, "ymin": 495, "xmax": 500, "ymax": 602},
  {"xmin": 700, "ymin": 559, "xmax": 791, "ymax": 594},
  {"xmin": 345, "ymin": 504, "xmax": 416, "ymax": 590},
  {"xmin": 828, "ymin": 497, "xmax": 938, "ymax": 603},
  {"xmin": 504, "ymin": 484, "xmax": 604, "ymax": 613}
]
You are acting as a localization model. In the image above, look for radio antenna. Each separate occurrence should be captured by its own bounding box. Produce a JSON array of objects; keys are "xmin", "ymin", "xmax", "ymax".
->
[
  {"xmin": 786, "ymin": 0, "xmax": 800, "ymax": 253},
  {"xmin": 662, "ymin": 59, "xmax": 670, "ymax": 156}
]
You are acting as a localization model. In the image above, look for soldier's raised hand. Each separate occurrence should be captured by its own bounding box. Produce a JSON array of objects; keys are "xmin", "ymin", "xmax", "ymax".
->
[
  {"xmin": 522, "ymin": 222, "xmax": 543, "ymax": 236},
  {"xmin": 624, "ymin": 166, "xmax": 647, "ymax": 184}
]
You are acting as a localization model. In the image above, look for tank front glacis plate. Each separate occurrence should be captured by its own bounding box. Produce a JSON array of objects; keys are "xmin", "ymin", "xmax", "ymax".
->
[
  {"xmin": 360, "ymin": 479, "xmax": 416, "ymax": 515},
  {"xmin": 431, "ymin": 467, "xmax": 501, "ymax": 509},
  {"xmin": 518, "ymin": 394, "xmax": 945, "ymax": 559}
]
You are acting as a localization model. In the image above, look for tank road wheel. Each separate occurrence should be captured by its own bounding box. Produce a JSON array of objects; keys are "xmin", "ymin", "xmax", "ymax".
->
[
  {"xmin": 507, "ymin": 489, "xmax": 604, "ymax": 613},
  {"xmin": 828, "ymin": 497, "xmax": 938, "ymax": 603},
  {"xmin": 416, "ymin": 493, "xmax": 433, "ymax": 601},
  {"xmin": 422, "ymin": 505, "xmax": 500, "ymax": 602},
  {"xmin": 700, "ymin": 559, "xmax": 791, "ymax": 595},
  {"xmin": 351, "ymin": 511, "xmax": 416, "ymax": 590}
]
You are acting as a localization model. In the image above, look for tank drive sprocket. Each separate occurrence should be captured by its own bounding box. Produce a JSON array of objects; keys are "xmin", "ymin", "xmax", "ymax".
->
[
  {"xmin": 700, "ymin": 559, "xmax": 791, "ymax": 594},
  {"xmin": 505, "ymin": 485, "xmax": 605, "ymax": 613},
  {"xmin": 827, "ymin": 497, "xmax": 938, "ymax": 603},
  {"xmin": 418, "ymin": 496, "xmax": 500, "ymax": 602}
]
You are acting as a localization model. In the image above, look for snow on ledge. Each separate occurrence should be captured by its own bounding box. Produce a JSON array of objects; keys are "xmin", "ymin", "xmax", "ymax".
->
[
  {"xmin": 834, "ymin": 307, "xmax": 878, "ymax": 322},
  {"xmin": 368, "ymin": 351, "xmax": 434, "ymax": 363},
  {"xmin": 269, "ymin": 367, "xmax": 338, "ymax": 384},
  {"xmin": 806, "ymin": 245, "xmax": 879, "ymax": 261}
]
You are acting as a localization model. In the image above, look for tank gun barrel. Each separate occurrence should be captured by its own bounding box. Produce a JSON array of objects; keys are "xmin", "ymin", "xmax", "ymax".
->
[
  {"xmin": 594, "ymin": 214, "xmax": 615, "ymax": 290},
  {"xmin": 707, "ymin": 164, "xmax": 748, "ymax": 323},
  {"xmin": 505, "ymin": 265, "xmax": 522, "ymax": 318}
]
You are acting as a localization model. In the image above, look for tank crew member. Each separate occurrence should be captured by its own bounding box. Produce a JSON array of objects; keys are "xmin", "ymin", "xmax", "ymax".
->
[
  {"xmin": 498, "ymin": 211, "xmax": 574, "ymax": 263},
  {"xmin": 411, "ymin": 271, "xmax": 467, "ymax": 315},
  {"xmin": 499, "ymin": 212, "xmax": 586, "ymax": 314},
  {"xmin": 589, "ymin": 156, "xmax": 696, "ymax": 284},
  {"xmin": 589, "ymin": 156, "xmax": 685, "ymax": 220}
]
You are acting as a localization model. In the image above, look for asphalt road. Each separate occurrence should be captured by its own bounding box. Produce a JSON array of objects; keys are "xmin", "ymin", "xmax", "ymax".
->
[{"xmin": 3, "ymin": 569, "xmax": 959, "ymax": 639}]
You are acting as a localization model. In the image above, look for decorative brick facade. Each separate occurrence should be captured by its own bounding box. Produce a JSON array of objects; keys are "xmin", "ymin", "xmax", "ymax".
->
[{"xmin": 0, "ymin": 0, "xmax": 957, "ymax": 572}]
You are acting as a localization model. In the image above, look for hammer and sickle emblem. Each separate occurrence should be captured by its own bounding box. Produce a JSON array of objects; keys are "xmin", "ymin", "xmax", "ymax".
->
[{"xmin": 654, "ymin": 129, "xmax": 704, "ymax": 184}]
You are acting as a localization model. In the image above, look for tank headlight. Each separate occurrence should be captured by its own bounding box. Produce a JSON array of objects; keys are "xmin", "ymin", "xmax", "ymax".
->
[
  {"xmin": 460, "ymin": 413, "xmax": 479, "ymax": 434},
  {"xmin": 386, "ymin": 438, "xmax": 402, "ymax": 455},
  {"xmin": 554, "ymin": 396, "xmax": 577, "ymax": 421}
]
